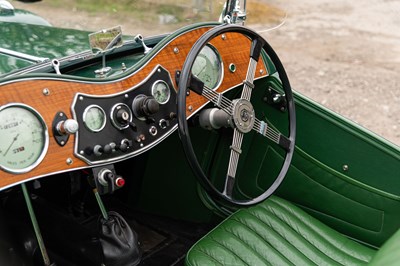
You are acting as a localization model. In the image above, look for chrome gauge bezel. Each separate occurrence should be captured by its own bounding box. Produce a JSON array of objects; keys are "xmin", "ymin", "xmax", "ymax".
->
[
  {"xmin": 151, "ymin": 80, "xmax": 171, "ymax": 104},
  {"xmin": 83, "ymin": 104, "xmax": 107, "ymax": 132},
  {"xmin": 192, "ymin": 43, "xmax": 224, "ymax": 91},
  {"xmin": 110, "ymin": 103, "xmax": 133, "ymax": 130},
  {"xmin": 0, "ymin": 103, "xmax": 49, "ymax": 174}
]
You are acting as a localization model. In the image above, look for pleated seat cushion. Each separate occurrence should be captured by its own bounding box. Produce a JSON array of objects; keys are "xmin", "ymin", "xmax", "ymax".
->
[{"xmin": 186, "ymin": 196, "xmax": 376, "ymax": 266}]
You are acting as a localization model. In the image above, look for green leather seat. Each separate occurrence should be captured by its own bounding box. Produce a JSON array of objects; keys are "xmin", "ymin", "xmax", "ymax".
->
[{"xmin": 186, "ymin": 196, "xmax": 400, "ymax": 266}]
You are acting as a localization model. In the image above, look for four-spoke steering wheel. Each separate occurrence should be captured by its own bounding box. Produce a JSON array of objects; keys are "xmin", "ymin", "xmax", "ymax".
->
[{"xmin": 177, "ymin": 24, "xmax": 296, "ymax": 206}]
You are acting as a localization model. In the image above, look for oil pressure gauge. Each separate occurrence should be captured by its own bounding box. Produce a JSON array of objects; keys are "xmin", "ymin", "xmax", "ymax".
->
[
  {"xmin": 0, "ymin": 103, "xmax": 49, "ymax": 174},
  {"xmin": 83, "ymin": 105, "xmax": 106, "ymax": 132},
  {"xmin": 151, "ymin": 80, "xmax": 170, "ymax": 104}
]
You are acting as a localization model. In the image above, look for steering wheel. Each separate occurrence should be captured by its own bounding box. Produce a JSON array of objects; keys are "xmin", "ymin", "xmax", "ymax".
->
[{"xmin": 177, "ymin": 24, "xmax": 296, "ymax": 206}]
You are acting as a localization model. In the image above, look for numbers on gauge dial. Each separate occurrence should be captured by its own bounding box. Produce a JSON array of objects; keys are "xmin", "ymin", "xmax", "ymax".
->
[
  {"xmin": 0, "ymin": 106, "xmax": 47, "ymax": 172},
  {"xmin": 191, "ymin": 44, "xmax": 223, "ymax": 90}
]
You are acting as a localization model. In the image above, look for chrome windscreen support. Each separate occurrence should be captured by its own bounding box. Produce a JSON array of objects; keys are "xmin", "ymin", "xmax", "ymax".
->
[
  {"xmin": 221, "ymin": 0, "xmax": 247, "ymax": 25},
  {"xmin": 134, "ymin": 34, "xmax": 152, "ymax": 54},
  {"xmin": 51, "ymin": 59, "xmax": 61, "ymax": 75}
]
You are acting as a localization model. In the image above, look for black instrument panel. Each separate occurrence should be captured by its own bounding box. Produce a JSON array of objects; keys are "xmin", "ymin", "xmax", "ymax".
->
[{"xmin": 72, "ymin": 65, "xmax": 177, "ymax": 165}]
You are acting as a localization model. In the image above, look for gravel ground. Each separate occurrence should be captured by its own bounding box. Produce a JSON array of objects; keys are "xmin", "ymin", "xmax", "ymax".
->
[
  {"xmin": 11, "ymin": 0, "xmax": 400, "ymax": 146},
  {"xmin": 262, "ymin": 0, "xmax": 400, "ymax": 146}
]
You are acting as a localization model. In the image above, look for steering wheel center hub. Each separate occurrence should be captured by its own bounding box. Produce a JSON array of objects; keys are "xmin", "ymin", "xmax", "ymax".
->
[{"xmin": 232, "ymin": 99, "xmax": 255, "ymax": 133}]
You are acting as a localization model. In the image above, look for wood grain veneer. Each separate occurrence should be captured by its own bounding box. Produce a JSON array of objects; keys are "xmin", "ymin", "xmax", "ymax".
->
[{"xmin": 0, "ymin": 26, "xmax": 268, "ymax": 190}]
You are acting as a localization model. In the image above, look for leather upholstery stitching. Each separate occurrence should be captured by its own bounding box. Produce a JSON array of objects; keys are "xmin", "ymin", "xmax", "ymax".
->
[
  {"xmin": 208, "ymin": 236, "xmax": 250, "ymax": 265},
  {"xmin": 254, "ymin": 204, "xmax": 348, "ymax": 265},
  {"xmin": 220, "ymin": 223, "xmax": 275, "ymax": 266},
  {"xmin": 242, "ymin": 209, "xmax": 324, "ymax": 266},
  {"xmin": 228, "ymin": 218, "xmax": 296, "ymax": 265},
  {"xmin": 268, "ymin": 198, "xmax": 372, "ymax": 263}
]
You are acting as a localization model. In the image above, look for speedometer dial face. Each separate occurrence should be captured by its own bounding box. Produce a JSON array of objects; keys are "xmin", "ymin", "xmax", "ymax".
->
[
  {"xmin": 192, "ymin": 44, "xmax": 223, "ymax": 90},
  {"xmin": 0, "ymin": 104, "xmax": 49, "ymax": 174}
]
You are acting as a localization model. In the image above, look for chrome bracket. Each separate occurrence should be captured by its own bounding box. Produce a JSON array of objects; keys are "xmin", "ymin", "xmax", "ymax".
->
[{"xmin": 134, "ymin": 34, "xmax": 152, "ymax": 54}]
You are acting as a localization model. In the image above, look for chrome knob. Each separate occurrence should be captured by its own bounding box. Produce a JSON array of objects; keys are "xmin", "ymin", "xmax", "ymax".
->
[{"xmin": 57, "ymin": 119, "xmax": 79, "ymax": 135}]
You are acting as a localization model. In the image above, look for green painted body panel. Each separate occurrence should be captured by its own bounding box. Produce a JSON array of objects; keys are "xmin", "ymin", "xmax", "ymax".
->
[{"xmin": 0, "ymin": 21, "xmax": 91, "ymax": 74}]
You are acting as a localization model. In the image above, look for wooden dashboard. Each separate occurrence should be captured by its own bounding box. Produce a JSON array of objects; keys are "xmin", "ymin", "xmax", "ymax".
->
[{"xmin": 0, "ymin": 25, "xmax": 268, "ymax": 191}]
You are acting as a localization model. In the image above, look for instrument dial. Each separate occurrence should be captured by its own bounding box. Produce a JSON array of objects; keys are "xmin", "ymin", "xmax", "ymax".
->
[
  {"xmin": 192, "ymin": 44, "xmax": 223, "ymax": 90},
  {"xmin": 0, "ymin": 104, "xmax": 49, "ymax": 173},
  {"xmin": 83, "ymin": 105, "xmax": 106, "ymax": 132},
  {"xmin": 151, "ymin": 80, "xmax": 170, "ymax": 104}
]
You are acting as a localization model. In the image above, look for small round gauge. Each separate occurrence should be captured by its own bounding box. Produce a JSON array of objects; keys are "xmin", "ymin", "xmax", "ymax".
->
[
  {"xmin": 83, "ymin": 105, "xmax": 106, "ymax": 132},
  {"xmin": 151, "ymin": 80, "xmax": 170, "ymax": 104},
  {"xmin": 0, "ymin": 103, "xmax": 49, "ymax": 174},
  {"xmin": 192, "ymin": 44, "xmax": 223, "ymax": 90}
]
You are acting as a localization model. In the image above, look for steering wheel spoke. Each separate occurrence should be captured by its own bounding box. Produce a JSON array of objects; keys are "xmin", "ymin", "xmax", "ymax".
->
[
  {"xmin": 253, "ymin": 119, "xmax": 292, "ymax": 151},
  {"xmin": 223, "ymin": 129, "xmax": 244, "ymax": 197}
]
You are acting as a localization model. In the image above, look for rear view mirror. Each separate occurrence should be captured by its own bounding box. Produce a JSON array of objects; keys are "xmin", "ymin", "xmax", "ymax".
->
[{"xmin": 89, "ymin": 26, "xmax": 123, "ymax": 54}]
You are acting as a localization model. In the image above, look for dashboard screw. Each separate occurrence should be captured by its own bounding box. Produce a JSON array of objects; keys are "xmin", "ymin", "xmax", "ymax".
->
[
  {"xmin": 342, "ymin": 164, "xmax": 349, "ymax": 171},
  {"xmin": 221, "ymin": 34, "xmax": 226, "ymax": 40},
  {"xmin": 66, "ymin": 158, "xmax": 73, "ymax": 165},
  {"xmin": 259, "ymin": 69, "xmax": 264, "ymax": 75},
  {"xmin": 42, "ymin": 88, "xmax": 50, "ymax": 96},
  {"xmin": 173, "ymin": 47, "xmax": 179, "ymax": 54},
  {"xmin": 188, "ymin": 105, "xmax": 193, "ymax": 112}
]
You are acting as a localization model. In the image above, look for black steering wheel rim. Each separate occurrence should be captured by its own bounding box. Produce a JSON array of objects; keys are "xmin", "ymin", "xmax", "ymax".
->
[{"xmin": 177, "ymin": 24, "xmax": 296, "ymax": 206}]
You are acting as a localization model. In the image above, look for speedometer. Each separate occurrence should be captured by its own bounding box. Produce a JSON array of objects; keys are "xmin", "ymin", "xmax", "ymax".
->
[
  {"xmin": 192, "ymin": 44, "xmax": 223, "ymax": 90},
  {"xmin": 0, "ymin": 103, "xmax": 49, "ymax": 174}
]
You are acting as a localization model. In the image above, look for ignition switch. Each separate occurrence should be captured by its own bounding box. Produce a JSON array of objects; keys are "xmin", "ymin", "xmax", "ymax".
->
[{"xmin": 111, "ymin": 103, "xmax": 133, "ymax": 130}]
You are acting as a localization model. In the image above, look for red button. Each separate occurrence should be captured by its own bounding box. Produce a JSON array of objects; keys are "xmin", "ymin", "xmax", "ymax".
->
[{"xmin": 115, "ymin": 177, "xmax": 125, "ymax": 187}]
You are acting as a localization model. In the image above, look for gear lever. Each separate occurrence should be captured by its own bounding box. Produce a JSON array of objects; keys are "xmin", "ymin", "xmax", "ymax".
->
[{"xmin": 93, "ymin": 188, "xmax": 141, "ymax": 266}]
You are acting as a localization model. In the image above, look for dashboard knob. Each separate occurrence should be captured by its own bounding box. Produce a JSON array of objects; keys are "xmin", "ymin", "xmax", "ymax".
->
[
  {"xmin": 145, "ymin": 98, "xmax": 159, "ymax": 115},
  {"xmin": 132, "ymin": 95, "xmax": 159, "ymax": 119},
  {"xmin": 56, "ymin": 119, "xmax": 79, "ymax": 135},
  {"xmin": 103, "ymin": 144, "xmax": 113, "ymax": 154},
  {"xmin": 93, "ymin": 145, "xmax": 103, "ymax": 156},
  {"xmin": 119, "ymin": 139, "xmax": 131, "ymax": 152}
]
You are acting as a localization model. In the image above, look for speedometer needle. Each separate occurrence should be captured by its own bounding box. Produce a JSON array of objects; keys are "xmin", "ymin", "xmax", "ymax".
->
[{"xmin": 3, "ymin": 134, "xmax": 20, "ymax": 157}]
